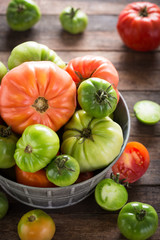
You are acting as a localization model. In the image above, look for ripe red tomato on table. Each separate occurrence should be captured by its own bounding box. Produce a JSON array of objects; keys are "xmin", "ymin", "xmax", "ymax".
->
[
  {"xmin": 117, "ymin": 2, "xmax": 160, "ymax": 52},
  {"xmin": 112, "ymin": 142, "xmax": 150, "ymax": 183}
]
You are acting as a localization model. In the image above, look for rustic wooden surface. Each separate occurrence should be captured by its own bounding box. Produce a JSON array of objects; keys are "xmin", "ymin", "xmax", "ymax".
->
[{"xmin": 0, "ymin": 0, "xmax": 160, "ymax": 239}]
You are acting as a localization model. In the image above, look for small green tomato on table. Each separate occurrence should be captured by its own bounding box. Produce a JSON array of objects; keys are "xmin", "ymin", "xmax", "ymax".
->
[
  {"xmin": 59, "ymin": 6, "xmax": 88, "ymax": 34},
  {"xmin": 6, "ymin": 0, "xmax": 41, "ymax": 31}
]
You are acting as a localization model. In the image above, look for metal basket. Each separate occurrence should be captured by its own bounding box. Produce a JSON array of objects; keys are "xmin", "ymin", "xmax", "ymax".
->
[{"xmin": 0, "ymin": 93, "xmax": 130, "ymax": 209}]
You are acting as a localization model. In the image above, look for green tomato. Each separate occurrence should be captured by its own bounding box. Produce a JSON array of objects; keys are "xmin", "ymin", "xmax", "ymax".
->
[
  {"xmin": 46, "ymin": 155, "xmax": 80, "ymax": 187},
  {"xmin": 0, "ymin": 192, "xmax": 9, "ymax": 219},
  {"xmin": 95, "ymin": 177, "xmax": 128, "ymax": 211},
  {"xmin": 8, "ymin": 41, "xmax": 66, "ymax": 70},
  {"xmin": 0, "ymin": 62, "xmax": 7, "ymax": 82},
  {"xmin": 61, "ymin": 110, "xmax": 123, "ymax": 172},
  {"xmin": 78, "ymin": 78, "xmax": 117, "ymax": 118},
  {"xmin": 118, "ymin": 202, "xmax": 159, "ymax": 240},
  {"xmin": 134, "ymin": 100, "xmax": 160, "ymax": 125},
  {"xmin": 59, "ymin": 6, "xmax": 88, "ymax": 34},
  {"xmin": 14, "ymin": 124, "xmax": 60, "ymax": 173},
  {"xmin": 6, "ymin": 0, "xmax": 41, "ymax": 31},
  {"xmin": 0, "ymin": 125, "xmax": 18, "ymax": 168}
]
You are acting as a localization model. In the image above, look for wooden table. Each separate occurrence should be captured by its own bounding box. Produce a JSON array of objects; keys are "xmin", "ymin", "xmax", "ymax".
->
[{"xmin": 0, "ymin": 0, "xmax": 160, "ymax": 239}]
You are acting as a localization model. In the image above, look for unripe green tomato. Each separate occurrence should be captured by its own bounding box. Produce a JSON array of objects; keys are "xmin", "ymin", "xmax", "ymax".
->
[
  {"xmin": 6, "ymin": 0, "xmax": 41, "ymax": 31},
  {"xmin": 59, "ymin": 6, "xmax": 88, "ymax": 34},
  {"xmin": 0, "ymin": 192, "xmax": 9, "ymax": 219}
]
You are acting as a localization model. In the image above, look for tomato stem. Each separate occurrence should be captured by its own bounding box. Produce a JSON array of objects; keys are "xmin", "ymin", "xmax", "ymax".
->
[
  {"xmin": 17, "ymin": 4, "xmax": 27, "ymax": 13},
  {"xmin": 0, "ymin": 126, "xmax": 12, "ymax": 137},
  {"xmin": 65, "ymin": 117, "xmax": 94, "ymax": 142},
  {"xmin": 135, "ymin": 209, "xmax": 146, "ymax": 221},
  {"xmin": 55, "ymin": 156, "xmax": 75, "ymax": 175},
  {"xmin": 24, "ymin": 145, "xmax": 32, "ymax": 153},
  {"xmin": 139, "ymin": 6, "xmax": 148, "ymax": 17},
  {"xmin": 32, "ymin": 97, "xmax": 49, "ymax": 113},
  {"xmin": 28, "ymin": 215, "xmax": 36, "ymax": 222},
  {"xmin": 95, "ymin": 85, "xmax": 116, "ymax": 107},
  {"xmin": 65, "ymin": 7, "xmax": 80, "ymax": 19}
]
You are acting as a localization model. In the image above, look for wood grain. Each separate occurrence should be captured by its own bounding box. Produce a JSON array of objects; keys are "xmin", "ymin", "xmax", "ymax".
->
[{"xmin": 0, "ymin": 0, "xmax": 160, "ymax": 239}]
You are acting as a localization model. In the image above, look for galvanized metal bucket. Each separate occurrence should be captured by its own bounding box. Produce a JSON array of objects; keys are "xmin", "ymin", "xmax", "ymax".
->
[{"xmin": 0, "ymin": 93, "xmax": 130, "ymax": 209}]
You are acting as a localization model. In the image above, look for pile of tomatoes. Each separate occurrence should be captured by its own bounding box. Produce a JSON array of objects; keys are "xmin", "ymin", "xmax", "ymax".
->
[{"xmin": 0, "ymin": 40, "xmax": 125, "ymax": 189}]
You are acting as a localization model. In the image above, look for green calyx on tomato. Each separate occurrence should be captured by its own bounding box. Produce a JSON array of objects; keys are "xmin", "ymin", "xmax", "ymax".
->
[
  {"xmin": 61, "ymin": 110, "xmax": 123, "ymax": 172},
  {"xmin": 95, "ymin": 173, "xmax": 128, "ymax": 211},
  {"xmin": 14, "ymin": 124, "xmax": 60, "ymax": 173},
  {"xmin": 46, "ymin": 154, "xmax": 80, "ymax": 187},
  {"xmin": 0, "ymin": 192, "xmax": 9, "ymax": 219},
  {"xmin": 118, "ymin": 202, "xmax": 159, "ymax": 240},
  {"xmin": 0, "ymin": 61, "xmax": 7, "ymax": 81},
  {"xmin": 59, "ymin": 6, "xmax": 88, "ymax": 34},
  {"xmin": 8, "ymin": 41, "xmax": 66, "ymax": 70},
  {"xmin": 6, "ymin": 0, "xmax": 41, "ymax": 31},
  {"xmin": 78, "ymin": 78, "xmax": 117, "ymax": 118},
  {"xmin": 18, "ymin": 209, "xmax": 56, "ymax": 240},
  {"xmin": 0, "ymin": 125, "xmax": 18, "ymax": 168}
]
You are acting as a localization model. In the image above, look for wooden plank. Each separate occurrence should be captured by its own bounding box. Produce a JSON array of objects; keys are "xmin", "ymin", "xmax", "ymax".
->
[
  {"xmin": 0, "ymin": 0, "xmax": 160, "ymax": 15},
  {"xmin": 0, "ymin": 186, "xmax": 160, "ymax": 240},
  {"xmin": 1, "ymin": 15, "xmax": 160, "ymax": 52}
]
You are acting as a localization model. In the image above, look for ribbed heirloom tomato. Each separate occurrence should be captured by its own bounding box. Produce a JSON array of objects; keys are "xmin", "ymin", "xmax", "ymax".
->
[
  {"xmin": 65, "ymin": 55, "xmax": 120, "ymax": 101},
  {"xmin": 0, "ymin": 61, "xmax": 76, "ymax": 134}
]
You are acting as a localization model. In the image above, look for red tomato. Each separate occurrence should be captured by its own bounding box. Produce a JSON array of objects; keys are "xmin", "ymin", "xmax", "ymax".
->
[
  {"xmin": 15, "ymin": 165, "xmax": 56, "ymax": 188},
  {"xmin": 65, "ymin": 55, "xmax": 120, "ymax": 100},
  {"xmin": 0, "ymin": 61, "xmax": 76, "ymax": 134},
  {"xmin": 117, "ymin": 2, "xmax": 160, "ymax": 52},
  {"xmin": 18, "ymin": 209, "xmax": 56, "ymax": 240},
  {"xmin": 112, "ymin": 142, "xmax": 150, "ymax": 183}
]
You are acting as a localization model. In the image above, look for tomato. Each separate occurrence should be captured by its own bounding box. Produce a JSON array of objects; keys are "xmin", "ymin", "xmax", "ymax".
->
[
  {"xmin": 0, "ymin": 61, "xmax": 7, "ymax": 81},
  {"xmin": 46, "ymin": 154, "xmax": 80, "ymax": 187},
  {"xmin": 7, "ymin": 41, "xmax": 66, "ymax": 70},
  {"xmin": 65, "ymin": 55, "xmax": 119, "ymax": 100},
  {"xmin": 14, "ymin": 124, "xmax": 60, "ymax": 172},
  {"xmin": 61, "ymin": 110, "xmax": 123, "ymax": 172},
  {"xmin": 18, "ymin": 209, "xmax": 56, "ymax": 240},
  {"xmin": 112, "ymin": 142, "xmax": 150, "ymax": 183},
  {"xmin": 76, "ymin": 171, "xmax": 94, "ymax": 183},
  {"xmin": 118, "ymin": 202, "xmax": 158, "ymax": 240},
  {"xmin": 134, "ymin": 100, "xmax": 160, "ymax": 125},
  {"xmin": 78, "ymin": 77, "xmax": 117, "ymax": 118},
  {"xmin": 0, "ymin": 61, "xmax": 76, "ymax": 134},
  {"xmin": 6, "ymin": 0, "xmax": 41, "ymax": 31},
  {"xmin": 0, "ymin": 192, "xmax": 9, "ymax": 219},
  {"xmin": 59, "ymin": 6, "xmax": 88, "ymax": 34},
  {"xmin": 95, "ymin": 175, "xmax": 128, "ymax": 211},
  {"xmin": 117, "ymin": 2, "xmax": 160, "ymax": 52},
  {"xmin": 15, "ymin": 165, "xmax": 56, "ymax": 188},
  {"xmin": 0, "ymin": 125, "xmax": 18, "ymax": 168}
]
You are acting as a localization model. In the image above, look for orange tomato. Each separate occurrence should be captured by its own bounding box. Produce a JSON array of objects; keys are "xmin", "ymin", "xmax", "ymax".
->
[
  {"xmin": 15, "ymin": 165, "xmax": 56, "ymax": 188},
  {"xmin": 0, "ymin": 61, "xmax": 76, "ymax": 134},
  {"xmin": 18, "ymin": 209, "xmax": 56, "ymax": 240},
  {"xmin": 65, "ymin": 55, "xmax": 119, "ymax": 100}
]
